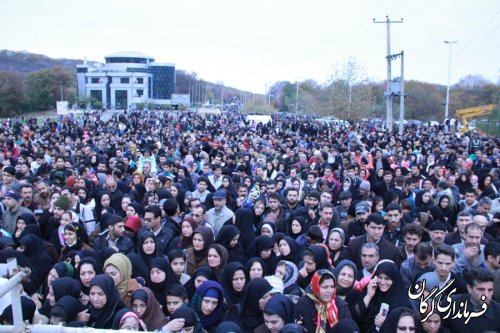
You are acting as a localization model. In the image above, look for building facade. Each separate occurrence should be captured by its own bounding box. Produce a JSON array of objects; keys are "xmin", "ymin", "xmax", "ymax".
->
[{"xmin": 76, "ymin": 51, "xmax": 175, "ymax": 109}]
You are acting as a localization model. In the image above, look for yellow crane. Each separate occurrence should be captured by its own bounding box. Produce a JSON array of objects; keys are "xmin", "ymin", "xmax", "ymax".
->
[{"xmin": 455, "ymin": 104, "xmax": 496, "ymax": 133}]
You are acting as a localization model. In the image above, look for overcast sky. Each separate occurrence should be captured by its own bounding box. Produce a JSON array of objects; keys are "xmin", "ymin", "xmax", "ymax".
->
[{"xmin": 1, "ymin": 0, "xmax": 498, "ymax": 93}]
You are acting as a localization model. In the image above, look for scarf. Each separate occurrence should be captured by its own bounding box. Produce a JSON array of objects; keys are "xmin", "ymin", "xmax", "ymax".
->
[
  {"xmin": 305, "ymin": 269, "xmax": 339, "ymax": 333},
  {"xmin": 103, "ymin": 253, "xmax": 132, "ymax": 299}
]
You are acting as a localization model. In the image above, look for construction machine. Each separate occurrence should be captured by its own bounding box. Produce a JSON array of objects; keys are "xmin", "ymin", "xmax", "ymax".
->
[{"xmin": 455, "ymin": 104, "xmax": 496, "ymax": 133}]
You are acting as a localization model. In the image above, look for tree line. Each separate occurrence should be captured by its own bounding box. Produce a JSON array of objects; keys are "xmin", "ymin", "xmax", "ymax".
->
[{"xmin": 0, "ymin": 64, "xmax": 498, "ymax": 120}]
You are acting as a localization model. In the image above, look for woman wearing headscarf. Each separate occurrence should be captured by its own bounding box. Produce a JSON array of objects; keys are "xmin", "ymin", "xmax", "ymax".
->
[
  {"xmin": 225, "ymin": 277, "xmax": 273, "ymax": 333},
  {"xmin": 245, "ymin": 235, "xmax": 278, "ymax": 274},
  {"xmin": 415, "ymin": 190, "xmax": 434, "ymax": 214},
  {"xmin": 0, "ymin": 296, "xmax": 36, "ymax": 325},
  {"xmin": 191, "ymin": 280, "xmax": 227, "ymax": 333},
  {"xmin": 40, "ymin": 277, "xmax": 82, "ymax": 319},
  {"xmin": 296, "ymin": 269, "xmax": 352, "ymax": 333},
  {"xmin": 246, "ymin": 257, "xmax": 267, "ymax": 281},
  {"xmin": 178, "ymin": 165, "xmax": 195, "ymax": 192},
  {"xmin": 332, "ymin": 260, "xmax": 360, "ymax": 313},
  {"xmin": 289, "ymin": 215, "xmax": 306, "ymax": 240},
  {"xmin": 379, "ymin": 306, "xmax": 421, "ymax": 333},
  {"xmin": 260, "ymin": 295, "xmax": 295, "ymax": 333},
  {"xmin": 18, "ymin": 234, "xmax": 54, "ymax": 294},
  {"xmin": 456, "ymin": 172, "xmax": 473, "ymax": 196},
  {"xmin": 13, "ymin": 212, "xmax": 38, "ymax": 242},
  {"xmin": 130, "ymin": 183, "xmax": 147, "ymax": 206},
  {"xmin": 325, "ymin": 228, "xmax": 348, "ymax": 267},
  {"xmin": 215, "ymin": 224, "xmax": 244, "ymax": 263},
  {"xmin": 186, "ymin": 226, "xmax": 214, "ymax": 276},
  {"xmin": 176, "ymin": 187, "xmax": 191, "ymax": 216},
  {"xmin": 148, "ymin": 257, "xmax": 179, "ymax": 308},
  {"xmin": 103, "ymin": 253, "xmax": 141, "ymax": 307},
  {"xmin": 38, "ymin": 261, "xmax": 75, "ymax": 304},
  {"xmin": 260, "ymin": 221, "xmax": 276, "ymax": 238},
  {"xmin": 220, "ymin": 175, "xmax": 238, "ymax": 209},
  {"xmin": 330, "ymin": 319, "xmax": 361, "ymax": 333},
  {"xmin": 478, "ymin": 173, "xmax": 498, "ymax": 200},
  {"xmin": 76, "ymin": 256, "xmax": 102, "ymax": 306},
  {"xmin": 49, "ymin": 295, "xmax": 84, "ymax": 326},
  {"xmin": 275, "ymin": 260, "xmax": 302, "ymax": 297},
  {"xmin": 18, "ymin": 224, "xmax": 59, "ymax": 262},
  {"xmin": 254, "ymin": 294, "xmax": 297, "ymax": 333},
  {"xmin": 221, "ymin": 262, "xmax": 246, "ymax": 307},
  {"xmin": 435, "ymin": 194, "xmax": 457, "ymax": 229},
  {"xmin": 187, "ymin": 265, "xmax": 218, "ymax": 299},
  {"xmin": 60, "ymin": 222, "xmax": 94, "ymax": 260},
  {"xmin": 94, "ymin": 190, "xmax": 116, "ymax": 227},
  {"xmin": 130, "ymin": 287, "xmax": 168, "ymax": 331},
  {"xmin": 352, "ymin": 261, "xmax": 413, "ymax": 333},
  {"xmin": 112, "ymin": 308, "xmax": 147, "ymax": 331},
  {"xmin": 298, "ymin": 244, "xmax": 332, "ymax": 289},
  {"xmin": 207, "ymin": 243, "xmax": 228, "ymax": 281},
  {"xmin": 234, "ymin": 207, "xmax": 259, "ymax": 249},
  {"xmin": 127, "ymin": 230, "xmax": 160, "ymax": 279},
  {"xmin": 87, "ymin": 274, "xmax": 125, "ymax": 329},
  {"xmin": 277, "ymin": 236, "xmax": 302, "ymax": 264},
  {"xmin": 169, "ymin": 216, "xmax": 197, "ymax": 250},
  {"xmin": 169, "ymin": 306, "xmax": 205, "ymax": 333}
]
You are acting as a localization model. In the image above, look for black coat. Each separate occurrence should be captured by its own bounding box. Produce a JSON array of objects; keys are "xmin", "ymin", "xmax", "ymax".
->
[
  {"xmin": 93, "ymin": 231, "xmax": 134, "ymax": 254},
  {"xmin": 444, "ymin": 293, "xmax": 500, "ymax": 333},
  {"xmin": 295, "ymin": 294, "xmax": 352, "ymax": 333},
  {"xmin": 346, "ymin": 235, "xmax": 401, "ymax": 270}
]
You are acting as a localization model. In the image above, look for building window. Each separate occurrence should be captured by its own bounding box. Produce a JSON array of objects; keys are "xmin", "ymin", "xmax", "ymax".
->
[
  {"xmin": 90, "ymin": 90, "xmax": 103, "ymax": 108},
  {"xmin": 149, "ymin": 66, "xmax": 175, "ymax": 99},
  {"xmin": 120, "ymin": 78, "xmax": 130, "ymax": 84},
  {"xmin": 136, "ymin": 89, "xmax": 144, "ymax": 97},
  {"xmin": 137, "ymin": 78, "xmax": 144, "ymax": 84},
  {"xmin": 91, "ymin": 78, "xmax": 100, "ymax": 84},
  {"xmin": 115, "ymin": 90, "xmax": 128, "ymax": 109}
]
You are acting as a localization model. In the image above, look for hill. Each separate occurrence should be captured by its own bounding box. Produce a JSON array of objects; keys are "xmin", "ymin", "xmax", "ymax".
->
[{"xmin": 0, "ymin": 49, "xmax": 97, "ymax": 74}]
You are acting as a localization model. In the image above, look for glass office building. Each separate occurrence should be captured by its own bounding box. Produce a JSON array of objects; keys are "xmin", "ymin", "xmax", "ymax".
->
[{"xmin": 76, "ymin": 51, "xmax": 175, "ymax": 109}]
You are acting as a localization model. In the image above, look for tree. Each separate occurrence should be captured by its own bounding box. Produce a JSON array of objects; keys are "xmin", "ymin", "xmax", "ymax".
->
[
  {"xmin": 25, "ymin": 67, "xmax": 74, "ymax": 111},
  {"xmin": 175, "ymin": 70, "xmax": 199, "ymax": 94},
  {"xmin": 0, "ymin": 71, "xmax": 26, "ymax": 116},
  {"xmin": 323, "ymin": 58, "xmax": 374, "ymax": 120}
]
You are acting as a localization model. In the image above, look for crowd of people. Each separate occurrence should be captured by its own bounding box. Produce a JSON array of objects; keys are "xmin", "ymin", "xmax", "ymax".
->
[{"xmin": 0, "ymin": 108, "xmax": 499, "ymax": 333}]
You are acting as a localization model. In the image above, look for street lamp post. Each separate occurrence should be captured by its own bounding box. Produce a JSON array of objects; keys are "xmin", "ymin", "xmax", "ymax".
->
[
  {"xmin": 295, "ymin": 81, "xmax": 299, "ymax": 114},
  {"xmin": 444, "ymin": 40, "xmax": 458, "ymax": 119},
  {"xmin": 59, "ymin": 80, "xmax": 64, "ymax": 101}
]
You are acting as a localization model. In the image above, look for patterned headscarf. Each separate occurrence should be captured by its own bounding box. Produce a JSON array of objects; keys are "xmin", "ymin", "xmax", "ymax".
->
[{"xmin": 306, "ymin": 269, "xmax": 339, "ymax": 333}]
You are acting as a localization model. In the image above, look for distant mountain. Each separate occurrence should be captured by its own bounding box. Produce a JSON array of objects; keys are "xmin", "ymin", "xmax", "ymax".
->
[
  {"xmin": 0, "ymin": 49, "xmax": 96, "ymax": 75},
  {"xmin": 0, "ymin": 50, "xmax": 255, "ymax": 103}
]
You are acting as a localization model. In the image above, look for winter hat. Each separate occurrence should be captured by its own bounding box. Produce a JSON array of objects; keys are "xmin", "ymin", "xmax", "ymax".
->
[{"xmin": 54, "ymin": 195, "xmax": 70, "ymax": 211}]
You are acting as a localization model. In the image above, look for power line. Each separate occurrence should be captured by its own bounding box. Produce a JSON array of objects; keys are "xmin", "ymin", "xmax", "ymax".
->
[
  {"xmin": 454, "ymin": 19, "xmax": 500, "ymax": 70},
  {"xmin": 453, "ymin": 6, "xmax": 500, "ymax": 60}
]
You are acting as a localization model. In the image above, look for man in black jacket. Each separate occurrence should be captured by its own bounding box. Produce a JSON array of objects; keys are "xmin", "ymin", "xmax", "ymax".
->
[
  {"xmin": 346, "ymin": 213, "xmax": 401, "ymax": 270},
  {"xmin": 140, "ymin": 205, "xmax": 174, "ymax": 255},
  {"xmin": 444, "ymin": 267, "xmax": 500, "ymax": 333},
  {"xmin": 93, "ymin": 214, "xmax": 134, "ymax": 254}
]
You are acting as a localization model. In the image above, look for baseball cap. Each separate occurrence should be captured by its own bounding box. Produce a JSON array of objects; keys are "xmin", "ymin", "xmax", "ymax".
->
[
  {"xmin": 355, "ymin": 202, "xmax": 370, "ymax": 214},
  {"xmin": 213, "ymin": 190, "xmax": 227, "ymax": 199},
  {"xmin": 338, "ymin": 191, "xmax": 352, "ymax": 200}
]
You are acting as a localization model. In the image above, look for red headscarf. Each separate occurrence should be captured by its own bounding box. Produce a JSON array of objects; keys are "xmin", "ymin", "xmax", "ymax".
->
[{"xmin": 306, "ymin": 269, "xmax": 339, "ymax": 332}]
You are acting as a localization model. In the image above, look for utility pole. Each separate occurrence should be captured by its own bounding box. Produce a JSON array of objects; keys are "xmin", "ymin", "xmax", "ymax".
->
[
  {"xmin": 373, "ymin": 16, "xmax": 403, "ymax": 132},
  {"xmin": 444, "ymin": 40, "xmax": 458, "ymax": 119},
  {"xmin": 295, "ymin": 81, "xmax": 299, "ymax": 114},
  {"xmin": 60, "ymin": 80, "xmax": 64, "ymax": 101},
  {"xmin": 399, "ymin": 51, "xmax": 405, "ymax": 136}
]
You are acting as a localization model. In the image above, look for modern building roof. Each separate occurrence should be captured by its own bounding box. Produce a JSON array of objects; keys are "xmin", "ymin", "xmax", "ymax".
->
[{"xmin": 105, "ymin": 51, "xmax": 154, "ymax": 59}]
